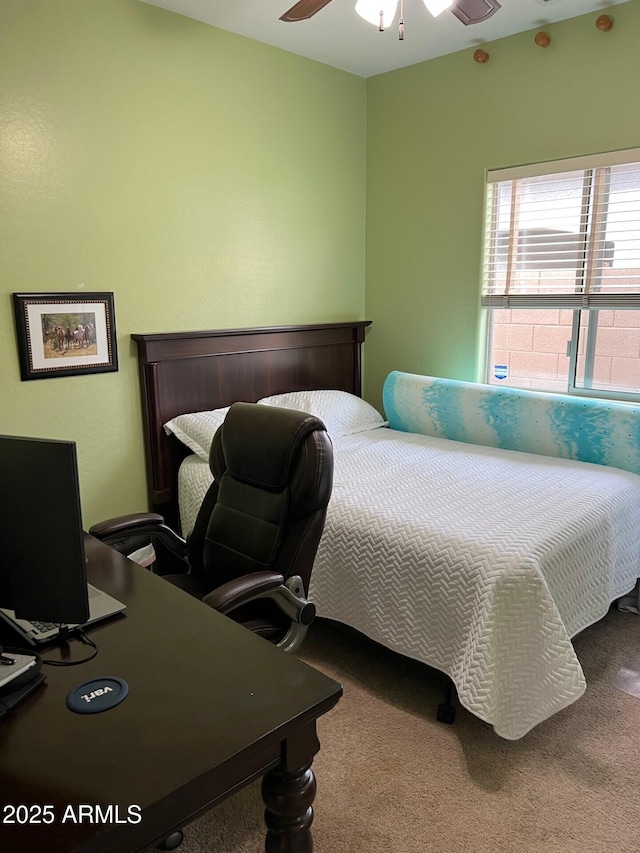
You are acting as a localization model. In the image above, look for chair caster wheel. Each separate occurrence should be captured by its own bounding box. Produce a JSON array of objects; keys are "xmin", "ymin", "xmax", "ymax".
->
[
  {"xmin": 436, "ymin": 703, "xmax": 456, "ymax": 724},
  {"xmin": 156, "ymin": 830, "xmax": 184, "ymax": 850}
]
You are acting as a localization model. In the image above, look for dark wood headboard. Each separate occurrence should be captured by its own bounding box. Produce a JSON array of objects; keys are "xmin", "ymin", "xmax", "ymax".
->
[{"xmin": 132, "ymin": 321, "xmax": 371, "ymax": 528}]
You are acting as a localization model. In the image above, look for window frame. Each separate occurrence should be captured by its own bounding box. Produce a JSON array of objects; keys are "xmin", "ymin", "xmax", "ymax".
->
[{"xmin": 482, "ymin": 149, "xmax": 640, "ymax": 403}]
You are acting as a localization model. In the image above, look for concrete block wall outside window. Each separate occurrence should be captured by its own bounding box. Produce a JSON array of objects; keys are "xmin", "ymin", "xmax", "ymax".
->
[{"xmin": 488, "ymin": 275, "xmax": 640, "ymax": 397}]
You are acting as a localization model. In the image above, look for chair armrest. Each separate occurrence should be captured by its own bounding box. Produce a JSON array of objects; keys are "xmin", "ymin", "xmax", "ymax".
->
[
  {"xmin": 89, "ymin": 512, "xmax": 188, "ymax": 562},
  {"xmin": 89, "ymin": 512, "xmax": 165, "ymax": 538},
  {"xmin": 203, "ymin": 573, "xmax": 316, "ymax": 654},
  {"xmin": 203, "ymin": 572, "xmax": 285, "ymax": 614}
]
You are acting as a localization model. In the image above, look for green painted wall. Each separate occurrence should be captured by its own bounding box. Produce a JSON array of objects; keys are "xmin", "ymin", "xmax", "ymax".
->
[
  {"xmin": 364, "ymin": 1, "xmax": 640, "ymax": 409},
  {"xmin": 3, "ymin": 0, "xmax": 639, "ymax": 526},
  {"xmin": 0, "ymin": 0, "xmax": 366, "ymax": 524}
]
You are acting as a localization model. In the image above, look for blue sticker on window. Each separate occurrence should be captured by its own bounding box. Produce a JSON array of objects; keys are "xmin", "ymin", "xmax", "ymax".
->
[{"xmin": 494, "ymin": 365, "xmax": 508, "ymax": 380}]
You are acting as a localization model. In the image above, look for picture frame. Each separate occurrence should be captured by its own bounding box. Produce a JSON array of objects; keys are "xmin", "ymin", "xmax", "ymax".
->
[{"xmin": 13, "ymin": 292, "xmax": 118, "ymax": 381}]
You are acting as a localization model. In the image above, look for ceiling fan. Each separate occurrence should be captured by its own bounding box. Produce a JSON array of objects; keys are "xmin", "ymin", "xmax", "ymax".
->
[{"xmin": 280, "ymin": 0, "xmax": 501, "ymax": 28}]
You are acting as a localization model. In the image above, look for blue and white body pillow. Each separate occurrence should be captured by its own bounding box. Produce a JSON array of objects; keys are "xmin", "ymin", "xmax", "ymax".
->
[{"xmin": 382, "ymin": 370, "xmax": 640, "ymax": 477}]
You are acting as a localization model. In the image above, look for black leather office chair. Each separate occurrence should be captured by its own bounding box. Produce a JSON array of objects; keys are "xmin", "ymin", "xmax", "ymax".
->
[{"xmin": 90, "ymin": 402, "xmax": 333, "ymax": 655}]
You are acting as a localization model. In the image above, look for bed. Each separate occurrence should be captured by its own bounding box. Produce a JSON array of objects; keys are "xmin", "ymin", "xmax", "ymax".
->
[{"xmin": 131, "ymin": 322, "xmax": 640, "ymax": 740}]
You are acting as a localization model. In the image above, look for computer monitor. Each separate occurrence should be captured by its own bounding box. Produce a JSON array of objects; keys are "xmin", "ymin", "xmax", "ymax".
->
[{"xmin": 0, "ymin": 435, "xmax": 90, "ymax": 626}]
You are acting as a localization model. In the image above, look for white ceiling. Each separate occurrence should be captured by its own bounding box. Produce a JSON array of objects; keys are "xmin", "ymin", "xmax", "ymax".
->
[{"xmin": 140, "ymin": 0, "xmax": 627, "ymax": 77}]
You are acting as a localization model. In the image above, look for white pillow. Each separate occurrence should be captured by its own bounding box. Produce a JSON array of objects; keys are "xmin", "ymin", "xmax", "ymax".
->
[
  {"xmin": 163, "ymin": 407, "xmax": 229, "ymax": 462},
  {"xmin": 256, "ymin": 389, "xmax": 387, "ymax": 437}
]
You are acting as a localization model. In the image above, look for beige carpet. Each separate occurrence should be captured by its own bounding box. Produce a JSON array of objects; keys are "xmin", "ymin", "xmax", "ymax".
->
[{"xmin": 178, "ymin": 609, "xmax": 640, "ymax": 853}]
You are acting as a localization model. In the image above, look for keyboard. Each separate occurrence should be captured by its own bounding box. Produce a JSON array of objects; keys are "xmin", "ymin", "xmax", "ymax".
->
[
  {"xmin": 0, "ymin": 610, "xmax": 70, "ymax": 644},
  {"xmin": 24, "ymin": 620, "xmax": 60, "ymax": 640}
]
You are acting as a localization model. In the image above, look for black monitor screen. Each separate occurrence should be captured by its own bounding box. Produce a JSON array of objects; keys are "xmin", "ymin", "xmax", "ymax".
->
[{"xmin": 0, "ymin": 435, "xmax": 90, "ymax": 625}]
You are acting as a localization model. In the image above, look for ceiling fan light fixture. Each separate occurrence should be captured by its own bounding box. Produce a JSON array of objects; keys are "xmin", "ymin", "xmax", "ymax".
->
[
  {"xmin": 422, "ymin": 0, "xmax": 454, "ymax": 17},
  {"xmin": 355, "ymin": 0, "xmax": 399, "ymax": 29}
]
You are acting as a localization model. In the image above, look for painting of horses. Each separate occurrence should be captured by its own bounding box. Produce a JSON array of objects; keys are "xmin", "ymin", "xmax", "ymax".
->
[
  {"xmin": 42, "ymin": 311, "xmax": 99, "ymax": 359},
  {"xmin": 13, "ymin": 293, "xmax": 118, "ymax": 381}
]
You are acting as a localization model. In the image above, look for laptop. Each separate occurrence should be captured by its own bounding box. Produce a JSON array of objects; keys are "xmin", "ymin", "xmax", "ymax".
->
[{"xmin": 0, "ymin": 584, "xmax": 126, "ymax": 647}]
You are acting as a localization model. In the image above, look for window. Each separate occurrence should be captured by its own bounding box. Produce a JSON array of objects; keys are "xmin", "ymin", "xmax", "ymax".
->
[{"xmin": 482, "ymin": 150, "xmax": 640, "ymax": 401}]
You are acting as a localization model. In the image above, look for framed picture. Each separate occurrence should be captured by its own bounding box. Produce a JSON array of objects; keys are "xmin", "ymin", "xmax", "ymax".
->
[{"xmin": 13, "ymin": 292, "xmax": 118, "ymax": 381}]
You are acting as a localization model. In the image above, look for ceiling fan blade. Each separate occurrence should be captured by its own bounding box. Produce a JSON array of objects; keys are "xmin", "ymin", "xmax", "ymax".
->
[
  {"xmin": 280, "ymin": 0, "xmax": 334, "ymax": 22},
  {"xmin": 451, "ymin": 0, "xmax": 501, "ymax": 25}
]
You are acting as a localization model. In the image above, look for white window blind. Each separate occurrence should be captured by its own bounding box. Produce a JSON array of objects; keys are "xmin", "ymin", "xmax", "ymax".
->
[{"xmin": 482, "ymin": 150, "xmax": 640, "ymax": 309}]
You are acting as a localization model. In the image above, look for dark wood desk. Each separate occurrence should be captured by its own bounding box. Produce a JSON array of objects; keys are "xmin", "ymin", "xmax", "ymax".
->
[{"xmin": 0, "ymin": 535, "xmax": 342, "ymax": 852}]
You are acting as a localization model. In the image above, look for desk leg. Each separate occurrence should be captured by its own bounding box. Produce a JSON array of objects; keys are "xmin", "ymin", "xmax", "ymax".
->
[{"xmin": 262, "ymin": 722, "xmax": 320, "ymax": 853}]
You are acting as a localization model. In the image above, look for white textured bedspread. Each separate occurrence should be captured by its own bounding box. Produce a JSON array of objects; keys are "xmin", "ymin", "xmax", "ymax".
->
[{"xmin": 179, "ymin": 427, "xmax": 640, "ymax": 739}]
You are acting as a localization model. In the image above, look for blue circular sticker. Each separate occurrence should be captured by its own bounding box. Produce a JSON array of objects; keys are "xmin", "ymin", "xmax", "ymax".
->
[{"xmin": 66, "ymin": 677, "xmax": 129, "ymax": 714}]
